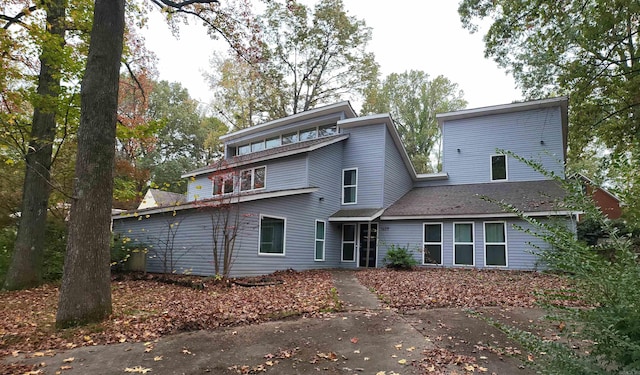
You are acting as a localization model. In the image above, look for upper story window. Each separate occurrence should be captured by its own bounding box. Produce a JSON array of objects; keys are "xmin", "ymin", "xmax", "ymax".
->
[
  {"xmin": 234, "ymin": 123, "xmax": 338, "ymax": 156},
  {"xmin": 240, "ymin": 166, "xmax": 266, "ymax": 192},
  {"xmin": 213, "ymin": 173, "xmax": 235, "ymax": 196},
  {"xmin": 342, "ymin": 168, "xmax": 357, "ymax": 204},
  {"xmin": 491, "ymin": 154, "xmax": 507, "ymax": 181}
]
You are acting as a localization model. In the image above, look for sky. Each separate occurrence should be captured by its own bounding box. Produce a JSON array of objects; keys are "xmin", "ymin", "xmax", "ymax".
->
[{"xmin": 142, "ymin": 1, "xmax": 522, "ymax": 113}]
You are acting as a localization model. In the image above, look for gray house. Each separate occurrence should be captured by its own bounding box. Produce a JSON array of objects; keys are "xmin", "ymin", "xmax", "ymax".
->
[{"xmin": 112, "ymin": 97, "xmax": 574, "ymax": 276}]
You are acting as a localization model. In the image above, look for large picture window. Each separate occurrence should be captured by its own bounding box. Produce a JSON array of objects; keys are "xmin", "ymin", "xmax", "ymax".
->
[
  {"xmin": 342, "ymin": 224, "xmax": 356, "ymax": 262},
  {"xmin": 342, "ymin": 168, "xmax": 357, "ymax": 204},
  {"xmin": 454, "ymin": 223, "xmax": 474, "ymax": 266},
  {"xmin": 423, "ymin": 223, "xmax": 443, "ymax": 265},
  {"xmin": 491, "ymin": 154, "xmax": 507, "ymax": 181},
  {"xmin": 212, "ymin": 173, "xmax": 235, "ymax": 196},
  {"xmin": 259, "ymin": 215, "xmax": 286, "ymax": 255},
  {"xmin": 240, "ymin": 166, "xmax": 266, "ymax": 192},
  {"xmin": 484, "ymin": 222, "xmax": 507, "ymax": 266},
  {"xmin": 315, "ymin": 220, "xmax": 325, "ymax": 261}
]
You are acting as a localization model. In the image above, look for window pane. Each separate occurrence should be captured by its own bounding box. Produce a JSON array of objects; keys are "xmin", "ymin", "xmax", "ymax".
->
[
  {"xmin": 486, "ymin": 245, "xmax": 506, "ymax": 266},
  {"xmin": 425, "ymin": 224, "xmax": 441, "ymax": 242},
  {"xmin": 318, "ymin": 124, "xmax": 337, "ymax": 136},
  {"xmin": 455, "ymin": 245, "xmax": 474, "ymax": 265},
  {"xmin": 343, "ymin": 187, "xmax": 356, "ymax": 203},
  {"xmin": 316, "ymin": 221, "xmax": 325, "ymax": 240},
  {"xmin": 260, "ymin": 217, "xmax": 285, "ymax": 254},
  {"xmin": 213, "ymin": 176, "xmax": 223, "ymax": 195},
  {"xmin": 254, "ymin": 167, "xmax": 265, "ymax": 189},
  {"xmin": 424, "ymin": 245, "xmax": 442, "ymax": 264},
  {"xmin": 265, "ymin": 136, "xmax": 281, "ymax": 149},
  {"xmin": 282, "ymin": 132, "xmax": 298, "ymax": 144},
  {"xmin": 223, "ymin": 176, "xmax": 234, "ymax": 194},
  {"xmin": 342, "ymin": 243, "xmax": 355, "ymax": 261},
  {"xmin": 343, "ymin": 169, "xmax": 356, "ymax": 185},
  {"xmin": 251, "ymin": 141, "xmax": 264, "ymax": 152},
  {"xmin": 455, "ymin": 224, "xmax": 473, "ymax": 242},
  {"xmin": 343, "ymin": 224, "xmax": 355, "ymax": 241},
  {"xmin": 315, "ymin": 241, "xmax": 324, "ymax": 260},
  {"xmin": 485, "ymin": 223, "xmax": 505, "ymax": 242},
  {"xmin": 238, "ymin": 144, "xmax": 251, "ymax": 155},
  {"xmin": 240, "ymin": 170, "xmax": 252, "ymax": 191},
  {"xmin": 492, "ymin": 155, "xmax": 506, "ymax": 180},
  {"xmin": 299, "ymin": 128, "xmax": 317, "ymax": 141}
]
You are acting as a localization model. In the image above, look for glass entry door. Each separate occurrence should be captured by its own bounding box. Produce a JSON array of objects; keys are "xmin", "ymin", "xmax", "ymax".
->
[{"xmin": 358, "ymin": 223, "xmax": 378, "ymax": 268}]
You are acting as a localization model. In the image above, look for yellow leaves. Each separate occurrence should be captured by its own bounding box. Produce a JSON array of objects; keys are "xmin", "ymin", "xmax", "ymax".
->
[
  {"xmin": 124, "ymin": 366, "xmax": 152, "ymax": 374},
  {"xmin": 62, "ymin": 357, "xmax": 74, "ymax": 363},
  {"xmin": 153, "ymin": 356, "xmax": 163, "ymax": 361},
  {"xmin": 398, "ymin": 358, "xmax": 407, "ymax": 365}
]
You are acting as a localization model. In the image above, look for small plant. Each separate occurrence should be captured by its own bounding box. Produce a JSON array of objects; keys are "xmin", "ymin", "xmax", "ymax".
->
[{"xmin": 383, "ymin": 244, "xmax": 418, "ymax": 269}]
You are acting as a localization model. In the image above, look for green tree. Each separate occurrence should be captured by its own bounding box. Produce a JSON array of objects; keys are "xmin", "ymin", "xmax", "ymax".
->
[
  {"xmin": 362, "ymin": 71, "xmax": 467, "ymax": 173},
  {"xmin": 458, "ymin": 0, "xmax": 640, "ymax": 222},
  {"xmin": 211, "ymin": 0, "xmax": 379, "ymax": 127}
]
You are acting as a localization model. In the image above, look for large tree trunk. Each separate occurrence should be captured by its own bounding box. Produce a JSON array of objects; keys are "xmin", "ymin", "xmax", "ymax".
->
[
  {"xmin": 3, "ymin": 0, "xmax": 67, "ymax": 290},
  {"xmin": 56, "ymin": 0, "xmax": 125, "ymax": 328}
]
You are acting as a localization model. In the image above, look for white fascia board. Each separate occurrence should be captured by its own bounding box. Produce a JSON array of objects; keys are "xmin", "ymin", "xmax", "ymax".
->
[
  {"xmin": 436, "ymin": 96, "xmax": 568, "ymax": 124},
  {"xmin": 181, "ymin": 135, "xmax": 349, "ymax": 178},
  {"xmin": 328, "ymin": 209, "xmax": 385, "ymax": 222},
  {"xmin": 112, "ymin": 187, "xmax": 318, "ymax": 219},
  {"xmin": 380, "ymin": 210, "xmax": 578, "ymax": 221},
  {"xmin": 220, "ymin": 101, "xmax": 356, "ymax": 142}
]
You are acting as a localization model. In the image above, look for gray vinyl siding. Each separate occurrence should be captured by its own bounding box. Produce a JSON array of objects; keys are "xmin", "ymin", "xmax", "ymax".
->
[
  {"xmin": 377, "ymin": 217, "xmax": 564, "ymax": 270},
  {"xmin": 340, "ymin": 123, "xmax": 386, "ymax": 208},
  {"xmin": 441, "ymin": 106, "xmax": 565, "ymax": 185},
  {"xmin": 383, "ymin": 128, "xmax": 413, "ymax": 207},
  {"xmin": 185, "ymin": 154, "xmax": 308, "ymax": 201}
]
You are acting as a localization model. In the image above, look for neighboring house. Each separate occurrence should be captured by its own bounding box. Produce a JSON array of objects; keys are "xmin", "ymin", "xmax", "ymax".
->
[
  {"xmin": 138, "ymin": 188, "xmax": 187, "ymax": 210},
  {"xmin": 576, "ymin": 174, "xmax": 623, "ymax": 220},
  {"xmin": 113, "ymin": 97, "xmax": 575, "ymax": 276}
]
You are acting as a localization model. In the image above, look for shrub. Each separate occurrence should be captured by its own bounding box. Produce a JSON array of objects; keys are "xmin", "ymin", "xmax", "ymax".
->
[{"xmin": 382, "ymin": 244, "xmax": 418, "ymax": 269}]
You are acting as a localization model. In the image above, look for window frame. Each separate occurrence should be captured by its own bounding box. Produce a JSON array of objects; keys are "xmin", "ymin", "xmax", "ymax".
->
[
  {"xmin": 490, "ymin": 154, "xmax": 508, "ymax": 181},
  {"xmin": 484, "ymin": 221, "xmax": 508, "ymax": 267},
  {"xmin": 212, "ymin": 172, "xmax": 235, "ymax": 196},
  {"xmin": 341, "ymin": 223, "xmax": 356, "ymax": 262},
  {"xmin": 239, "ymin": 165, "xmax": 267, "ymax": 192},
  {"xmin": 423, "ymin": 222, "xmax": 443, "ymax": 265},
  {"xmin": 453, "ymin": 222, "xmax": 475, "ymax": 266},
  {"xmin": 314, "ymin": 220, "xmax": 326, "ymax": 261},
  {"xmin": 342, "ymin": 168, "xmax": 358, "ymax": 205},
  {"xmin": 258, "ymin": 214, "xmax": 286, "ymax": 256}
]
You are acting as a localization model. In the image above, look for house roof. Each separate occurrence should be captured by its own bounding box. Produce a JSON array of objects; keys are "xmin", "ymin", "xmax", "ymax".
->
[
  {"xmin": 182, "ymin": 134, "xmax": 349, "ymax": 178},
  {"xmin": 219, "ymin": 101, "xmax": 357, "ymax": 143},
  {"xmin": 381, "ymin": 180, "xmax": 571, "ymax": 220},
  {"xmin": 329, "ymin": 208, "xmax": 385, "ymax": 222}
]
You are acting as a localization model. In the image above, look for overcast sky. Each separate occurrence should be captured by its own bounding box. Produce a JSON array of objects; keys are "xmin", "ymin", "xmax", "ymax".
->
[{"xmin": 142, "ymin": 1, "xmax": 522, "ymax": 113}]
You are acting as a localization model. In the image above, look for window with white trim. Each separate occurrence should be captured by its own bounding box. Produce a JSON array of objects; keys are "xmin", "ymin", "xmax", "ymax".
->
[
  {"xmin": 342, "ymin": 168, "xmax": 357, "ymax": 204},
  {"xmin": 484, "ymin": 222, "xmax": 507, "ymax": 266},
  {"xmin": 491, "ymin": 154, "xmax": 507, "ymax": 181},
  {"xmin": 212, "ymin": 173, "xmax": 235, "ymax": 196},
  {"xmin": 454, "ymin": 222, "xmax": 474, "ymax": 266},
  {"xmin": 240, "ymin": 166, "xmax": 266, "ymax": 192},
  {"xmin": 315, "ymin": 220, "xmax": 325, "ymax": 261},
  {"xmin": 342, "ymin": 224, "xmax": 356, "ymax": 262},
  {"xmin": 423, "ymin": 223, "xmax": 443, "ymax": 265},
  {"xmin": 259, "ymin": 215, "xmax": 285, "ymax": 255}
]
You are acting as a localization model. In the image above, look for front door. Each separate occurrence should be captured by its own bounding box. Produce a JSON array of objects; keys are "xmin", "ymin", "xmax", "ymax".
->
[{"xmin": 358, "ymin": 223, "xmax": 378, "ymax": 268}]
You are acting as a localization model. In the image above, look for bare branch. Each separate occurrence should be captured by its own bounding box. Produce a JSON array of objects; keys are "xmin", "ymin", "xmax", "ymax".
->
[{"xmin": 1, "ymin": 5, "xmax": 37, "ymax": 30}]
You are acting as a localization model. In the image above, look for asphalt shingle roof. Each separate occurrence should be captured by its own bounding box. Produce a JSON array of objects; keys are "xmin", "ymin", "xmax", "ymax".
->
[{"xmin": 382, "ymin": 180, "xmax": 568, "ymax": 218}]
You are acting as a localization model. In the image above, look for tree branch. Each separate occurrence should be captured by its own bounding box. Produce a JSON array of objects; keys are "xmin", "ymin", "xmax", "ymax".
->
[{"xmin": 1, "ymin": 6, "xmax": 37, "ymax": 30}]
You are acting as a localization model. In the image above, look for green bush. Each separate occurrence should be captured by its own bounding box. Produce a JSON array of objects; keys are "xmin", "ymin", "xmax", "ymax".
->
[
  {"xmin": 0, "ymin": 225, "xmax": 17, "ymax": 285},
  {"xmin": 382, "ymin": 244, "xmax": 418, "ymax": 269}
]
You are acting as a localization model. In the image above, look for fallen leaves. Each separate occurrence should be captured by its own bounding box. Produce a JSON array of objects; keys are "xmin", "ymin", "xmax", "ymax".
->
[
  {"xmin": 356, "ymin": 268, "xmax": 583, "ymax": 310},
  {"xmin": 124, "ymin": 365, "xmax": 152, "ymax": 373}
]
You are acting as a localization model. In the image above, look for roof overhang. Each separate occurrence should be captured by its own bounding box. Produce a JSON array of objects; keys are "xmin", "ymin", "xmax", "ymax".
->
[
  {"xmin": 380, "ymin": 210, "xmax": 579, "ymax": 221},
  {"xmin": 328, "ymin": 208, "xmax": 385, "ymax": 222},
  {"xmin": 113, "ymin": 187, "xmax": 319, "ymax": 219}
]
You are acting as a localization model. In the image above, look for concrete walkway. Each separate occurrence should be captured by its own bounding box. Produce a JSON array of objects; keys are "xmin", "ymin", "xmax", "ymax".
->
[{"xmin": 330, "ymin": 269, "xmax": 382, "ymax": 311}]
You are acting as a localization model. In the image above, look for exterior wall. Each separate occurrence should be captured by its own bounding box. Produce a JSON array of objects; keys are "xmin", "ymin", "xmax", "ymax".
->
[
  {"xmin": 340, "ymin": 123, "xmax": 386, "ymax": 208},
  {"xmin": 186, "ymin": 154, "xmax": 308, "ymax": 201},
  {"xmin": 113, "ymin": 193, "xmax": 346, "ymax": 277},
  {"xmin": 377, "ymin": 218, "xmax": 561, "ymax": 270},
  {"xmin": 441, "ymin": 106, "xmax": 565, "ymax": 185},
  {"xmin": 589, "ymin": 186, "xmax": 622, "ymax": 220},
  {"xmin": 383, "ymin": 127, "xmax": 413, "ymax": 207}
]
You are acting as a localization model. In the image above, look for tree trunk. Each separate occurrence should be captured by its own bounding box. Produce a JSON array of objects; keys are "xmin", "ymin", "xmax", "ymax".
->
[
  {"xmin": 56, "ymin": 0, "xmax": 125, "ymax": 328},
  {"xmin": 4, "ymin": 0, "xmax": 67, "ymax": 290}
]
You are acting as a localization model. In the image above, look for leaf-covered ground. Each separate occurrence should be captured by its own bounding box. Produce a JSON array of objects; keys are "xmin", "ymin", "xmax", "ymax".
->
[
  {"xmin": 356, "ymin": 268, "xmax": 580, "ymax": 311},
  {"xmin": 0, "ymin": 270, "xmax": 336, "ymax": 357}
]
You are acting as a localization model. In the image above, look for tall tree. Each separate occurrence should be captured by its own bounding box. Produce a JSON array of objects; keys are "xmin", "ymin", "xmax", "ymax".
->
[
  {"xmin": 362, "ymin": 71, "xmax": 467, "ymax": 173},
  {"xmin": 1, "ymin": 0, "xmax": 91, "ymax": 290},
  {"xmin": 211, "ymin": 0, "xmax": 378, "ymax": 128},
  {"xmin": 56, "ymin": 0, "xmax": 257, "ymax": 326},
  {"xmin": 458, "ymin": 0, "xmax": 640, "ymax": 222}
]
